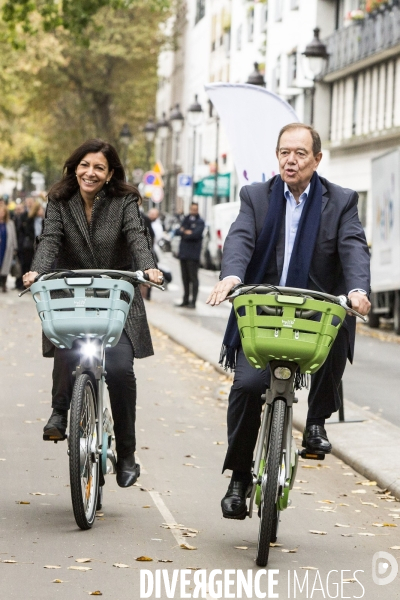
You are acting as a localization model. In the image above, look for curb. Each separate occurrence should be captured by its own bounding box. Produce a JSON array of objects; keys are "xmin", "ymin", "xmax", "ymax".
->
[{"xmin": 145, "ymin": 301, "xmax": 400, "ymax": 500}]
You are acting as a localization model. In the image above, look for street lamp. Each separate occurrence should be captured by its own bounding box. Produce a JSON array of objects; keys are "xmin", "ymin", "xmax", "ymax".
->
[
  {"xmin": 302, "ymin": 28, "xmax": 329, "ymax": 126},
  {"xmin": 119, "ymin": 123, "xmax": 132, "ymax": 180},
  {"xmin": 143, "ymin": 117, "xmax": 156, "ymax": 170},
  {"xmin": 156, "ymin": 111, "xmax": 170, "ymax": 167},
  {"xmin": 169, "ymin": 103, "xmax": 184, "ymax": 214},
  {"xmin": 246, "ymin": 62, "xmax": 266, "ymax": 87},
  {"xmin": 187, "ymin": 95, "xmax": 203, "ymax": 200}
]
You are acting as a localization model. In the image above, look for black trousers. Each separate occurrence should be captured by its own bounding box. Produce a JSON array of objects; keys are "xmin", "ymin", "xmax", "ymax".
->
[
  {"xmin": 180, "ymin": 259, "xmax": 199, "ymax": 304},
  {"xmin": 223, "ymin": 325, "xmax": 349, "ymax": 472},
  {"xmin": 51, "ymin": 331, "xmax": 137, "ymax": 458}
]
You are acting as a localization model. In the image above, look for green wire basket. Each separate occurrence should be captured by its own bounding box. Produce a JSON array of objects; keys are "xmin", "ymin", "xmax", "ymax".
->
[
  {"xmin": 30, "ymin": 276, "xmax": 135, "ymax": 350},
  {"xmin": 233, "ymin": 293, "xmax": 346, "ymax": 374}
]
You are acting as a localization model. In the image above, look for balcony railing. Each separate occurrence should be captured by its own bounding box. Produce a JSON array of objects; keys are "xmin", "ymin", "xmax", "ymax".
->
[{"xmin": 323, "ymin": 6, "xmax": 400, "ymax": 76}]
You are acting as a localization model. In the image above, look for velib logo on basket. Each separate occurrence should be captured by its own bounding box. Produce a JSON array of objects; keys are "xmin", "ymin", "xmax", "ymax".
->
[{"xmin": 372, "ymin": 551, "xmax": 399, "ymax": 586}]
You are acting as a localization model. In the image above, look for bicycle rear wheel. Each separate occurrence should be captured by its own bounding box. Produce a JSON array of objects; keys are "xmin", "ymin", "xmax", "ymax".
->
[
  {"xmin": 256, "ymin": 398, "xmax": 286, "ymax": 567},
  {"xmin": 69, "ymin": 374, "xmax": 99, "ymax": 530}
]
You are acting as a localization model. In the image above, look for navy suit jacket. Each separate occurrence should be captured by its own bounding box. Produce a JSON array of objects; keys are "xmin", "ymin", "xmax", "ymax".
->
[{"xmin": 220, "ymin": 175, "xmax": 371, "ymax": 361}]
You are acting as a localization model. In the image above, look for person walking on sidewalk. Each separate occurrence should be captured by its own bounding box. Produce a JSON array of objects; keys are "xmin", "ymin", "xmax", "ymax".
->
[
  {"xmin": 176, "ymin": 203, "xmax": 205, "ymax": 309},
  {"xmin": 0, "ymin": 204, "xmax": 18, "ymax": 293},
  {"xmin": 22, "ymin": 138, "xmax": 163, "ymax": 489},
  {"xmin": 207, "ymin": 123, "xmax": 371, "ymax": 520}
]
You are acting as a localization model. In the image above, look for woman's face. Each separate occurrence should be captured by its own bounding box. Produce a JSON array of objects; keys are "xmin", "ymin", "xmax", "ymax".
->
[{"xmin": 75, "ymin": 152, "xmax": 114, "ymax": 199}]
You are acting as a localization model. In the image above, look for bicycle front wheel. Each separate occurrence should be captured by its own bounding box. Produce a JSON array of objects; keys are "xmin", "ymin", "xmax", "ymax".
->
[
  {"xmin": 69, "ymin": 374, "xmax": 99, "ymax": 530},
  {"xmin": 256, "ymin": 398, "xmax": 286, "ymax": 567}
]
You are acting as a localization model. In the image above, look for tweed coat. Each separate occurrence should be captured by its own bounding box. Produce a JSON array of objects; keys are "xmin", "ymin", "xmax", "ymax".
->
[{"xmin": 32, "ymin": 188, "xmax": 156, "ymax": 358}]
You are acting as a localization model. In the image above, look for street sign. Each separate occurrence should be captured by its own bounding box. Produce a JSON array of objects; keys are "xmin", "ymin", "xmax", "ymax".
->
[
  {"xmin": 151, "ymin": 186, "xmax": 164, "ymax": 203},
  {"xmin": 178, "ymin": 173, "xmax": 192, "ymax": 187},
  {"xmin": 143, "ymin": 171, "xmax": 163, "ymax": 186},
  {"xmin": 132, "ymin": 168, "xmax": 144, "ymax": 184}
]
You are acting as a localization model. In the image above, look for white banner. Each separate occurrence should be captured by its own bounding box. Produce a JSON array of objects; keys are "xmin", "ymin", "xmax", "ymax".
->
[{"xmin": 205, "ymin": 83, "xmax": 299, "ymax": 188}]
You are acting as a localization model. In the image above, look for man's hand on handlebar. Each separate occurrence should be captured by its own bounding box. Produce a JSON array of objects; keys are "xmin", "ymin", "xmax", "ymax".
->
[
  {"xmin": 23, "ymin": 271, "xmax": 39, "ymax": 288},
  {"xmin": 348, "ymin": 291, "xmax": 371, "ymax": 317},
  {"xmin": 206, "ymin": 277, "xmax": 240, "ymax": 306},
  {"xmin": 144, "ymin": 268, "xmax": 164, "ymax": 285}
]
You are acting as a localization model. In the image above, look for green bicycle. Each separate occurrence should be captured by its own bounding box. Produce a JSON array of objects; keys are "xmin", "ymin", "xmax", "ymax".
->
[
  {"xmin": 226, "ymin": 284, "xmax": 367, "ymax": 567},
  {"xmin": 21, "ymin": 269, "xmax": 163, "ymax": 530}
]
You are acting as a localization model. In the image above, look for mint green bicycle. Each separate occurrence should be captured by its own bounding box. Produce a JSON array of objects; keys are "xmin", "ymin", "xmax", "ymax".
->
[
  {"xmin": 227, "ymin": 284, "xmax": 366, "ymax": 566},
  {"xmin": 21, "ymin": 269, "xmax": 163, "ymax": 530}
]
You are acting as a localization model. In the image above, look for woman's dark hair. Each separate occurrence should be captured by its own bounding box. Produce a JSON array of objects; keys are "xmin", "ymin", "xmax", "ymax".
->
[{"xmin": 48, "ymin": 138, "xmax": 142, "ymax": 203}]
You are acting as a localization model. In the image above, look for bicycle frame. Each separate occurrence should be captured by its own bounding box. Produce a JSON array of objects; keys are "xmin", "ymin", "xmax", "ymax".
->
[
  {"xmin": 248, "ymin": 361, "xmax": 298, "ymax": 518},
  {"xmin": 73, "ymin": 338, "xmax": 116, "ymax": 474}
]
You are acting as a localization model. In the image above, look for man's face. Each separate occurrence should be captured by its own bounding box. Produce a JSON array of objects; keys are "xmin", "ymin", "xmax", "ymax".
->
[
  {"xmin": 276, "ymin": 128, "xmax": 322, "ymax": 190},
  {"xmin": 189, "ymin": 204, "xmax": 199, "ymax": 216}
]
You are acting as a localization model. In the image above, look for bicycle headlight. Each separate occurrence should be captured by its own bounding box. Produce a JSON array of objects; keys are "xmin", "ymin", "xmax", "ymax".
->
[
  {"xmin": 82, "ymin": 342, "xmax": 98, "ymax": 358},
  {"xmin": 274, "ymin": 367, "xmax": 292, "ymax": 380}
]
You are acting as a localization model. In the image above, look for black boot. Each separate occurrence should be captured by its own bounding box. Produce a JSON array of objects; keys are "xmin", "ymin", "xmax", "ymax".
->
[
  {"xmin": 221, "ymin": 479, "xmax": 252, "ymax": 520},
  {"xmin": 43, "ymin": 408, "xmax": 68, "ymax": 441},
  {"xmin": 116, "ymin": 453, "xmax": 140, "ymax": 488}
]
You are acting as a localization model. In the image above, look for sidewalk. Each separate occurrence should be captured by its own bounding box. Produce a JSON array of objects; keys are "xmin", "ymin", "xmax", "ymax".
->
[{"xmin": 146, "ymin": 300, "xmax": 400, "ymax": 500}]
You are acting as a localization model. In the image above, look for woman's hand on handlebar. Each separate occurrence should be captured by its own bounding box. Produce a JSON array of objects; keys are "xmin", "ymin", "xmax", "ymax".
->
[
  {"xmin": 144, "ymin": 268, "xmax": 164, "ymax": 285},
  {"xmin": 206, "ymin": 277, "xmax": 240, "ymax": 306},
  {"xmin": 348, "ymin": 291, "xmax": 371, "ymax": 316},
  {"xmin": 23, "ymin": 271, "xmax": 39, "ymax": 288}
]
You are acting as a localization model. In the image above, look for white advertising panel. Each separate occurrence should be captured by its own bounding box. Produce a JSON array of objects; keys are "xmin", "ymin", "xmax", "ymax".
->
[
  {"xmin": 205, "ymin": 83, "xmax": 299, "ymax": 188},
  {"xmin": 371, "ymin": 149, "xmax": 400, "ymax": 292}
]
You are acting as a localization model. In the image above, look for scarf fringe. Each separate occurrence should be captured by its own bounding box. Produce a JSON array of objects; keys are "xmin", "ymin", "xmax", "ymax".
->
[{"xmin": 219, "ymin": 344, "xmax": 237, "ymax": 372}]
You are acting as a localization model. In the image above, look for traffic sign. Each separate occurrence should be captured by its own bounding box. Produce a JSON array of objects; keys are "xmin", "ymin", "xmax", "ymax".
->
[
  {"xmin": 178, "ymin": 173, "xmax": 192, "ymax": 187},
  {"xmin": 143, "ymin": 171, "xmax": 163, "ymax": 186},
  {"xmin": 151, "ymin": 186, "xmax": 164, "ymax": 203}
]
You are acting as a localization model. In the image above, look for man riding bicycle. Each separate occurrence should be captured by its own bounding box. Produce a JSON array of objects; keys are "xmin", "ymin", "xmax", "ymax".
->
[{"xmin": 207, "ymin": 123, "xmax": 371, "ymax": 520}]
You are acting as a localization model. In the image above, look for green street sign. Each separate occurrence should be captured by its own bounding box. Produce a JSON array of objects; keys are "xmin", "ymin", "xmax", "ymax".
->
[{"xmin": 194, "ymin": 173, "xmax": 231, "ymax": 197}]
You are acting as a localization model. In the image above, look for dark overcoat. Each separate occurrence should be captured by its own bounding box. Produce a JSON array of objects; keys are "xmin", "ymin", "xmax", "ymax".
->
[
  {"xmin": 178, "ymin": 214, "xmax": 205, "ymax": 261},
  {"xmin": 32, "ymin": 189, "xmax": 156, "ymax": 358},
  {"xmin": 220, "ymin": 175, "xmax": 371, "ymax": 362}
]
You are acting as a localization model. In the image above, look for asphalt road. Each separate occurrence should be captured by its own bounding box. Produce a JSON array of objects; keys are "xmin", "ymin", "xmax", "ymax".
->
[
  {"xmin": 155, "ymin": 253, "xmax": 400, "ymax": 428},
  {"xmin": 0, "ymin": 286, "xmax": 400, "ymax": 599}
]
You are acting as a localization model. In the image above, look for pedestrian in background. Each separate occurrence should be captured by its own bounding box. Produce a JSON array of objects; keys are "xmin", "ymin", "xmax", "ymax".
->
[
  {"xmin": 147, "ymin": 208, "xmax": 163, "ymax": 260},
  {"xmin": 0, "ymin": 204, "xmax": 18, "ymax": 293},
  {"xmin": 176, "ymin": 202, "xmax": 205, "ymax": 309}
]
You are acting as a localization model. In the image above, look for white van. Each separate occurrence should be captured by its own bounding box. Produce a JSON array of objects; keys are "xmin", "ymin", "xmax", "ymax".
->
[{"xmin": 203, "ymin": 201, "xmax": 240, "ymax": 270}]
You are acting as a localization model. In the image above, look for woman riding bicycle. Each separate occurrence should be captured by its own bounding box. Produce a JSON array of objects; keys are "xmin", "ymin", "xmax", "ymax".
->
[{"xmin": 23, "ymin": 138, "xmax": 163, "ymax": 488}]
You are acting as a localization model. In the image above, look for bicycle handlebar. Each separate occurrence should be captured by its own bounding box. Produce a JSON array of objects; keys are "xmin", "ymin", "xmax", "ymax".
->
[
  {"xmin": 19, "ymin": 268, "xmax": 165, "ymax": 296},
  {"xmin": 225, "ymin": 284, "xmax": 368, "ymax": 322}
]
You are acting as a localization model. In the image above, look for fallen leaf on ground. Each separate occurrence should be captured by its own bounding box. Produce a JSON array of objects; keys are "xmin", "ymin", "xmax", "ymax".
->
[
  {"xmin": 136, "ymin": 556, "xmax": 153, "ymax": 562},
  {"xmin": 158, "ymin": 559, "xmax": 173, "ymax": 563},
  {"xmin": 3, "ymin": 560, "xmax": 17, "ymax": 564},
  {"xmin": 352, "ymin": 490, "xmax": 367, "ymax": 494},
  {"xmin": 360, "ymin": 501, "xmax": 378, "ymax": 507},
  {"xmin": 317, "ymin": 500, "xmax": 335, "ymax": 504},
  {"xmin": 390, "ymin": 546, "xmax": 400, "ymax": 550},
  {"xmin": 282, "ymin": 549, "xmax": 297, "ymax": 553},
  {"xmin": 113, "ymin": 563, "xmax": 129, "ymax": 568},
  {"xmin": 15, "ymin": 501, "xmax": 30, "ymax": 505},
  {"xmin": 44, "ymin": 565, "xmax": 61, "ymax": 569},
  {"xmin": 182, "ymin": 532, "xmax": 197, "ymax": 538},
  {"xmin": 213, "ymin": 441, "xmax": 224, "ymax": 445},
  {"xmin": 339, "ymin": 503, "xmax": 350, "ymax": 507},
  {"xmin": 0, "ymin": 458, "xmax": 6, "ymax": 461},
  {"xmin": 52, "ymin": 580, "xmax": 65, "ymax": 583},
  {"xmin": 24, "ymin": 373, "xmax": 35, "ymax": 377},
  {"xmin": 335, "ymin": 524, "xmax": 351, "ymax": 528},
  {"xmin": 300, "ymin": 566, "xmax": 318, "ymax": 570},
  {"xmin": 234, "ymin": 546, "xmax": 248, "ymax": 550},
  {"xmin": 141, "ymin": 447, "xmax": 149, "ymax": 450},
  {"xmin": 183, "ymin": 463, "xmax": 194, "ymax": 467},
  {"xmin": 96, "ymin": 513, "xmax": 104, "ymax": 517},
  {"xmin": 316, "ymin": 508, "xmax": 336, "ymax": 513},
  {"xmin": 341, "ymin": 534, "xmax": 354, "ymax": 537},
  {"xmin": 68, "ymin": 566, "xmax": 92, "ymax": 571},
  {"xmin": 309, "ymin": 530, "xmax": 327, "ymax": 535},
  {"xmin": 301, "ymin": 465, "xmax": 318, "ymax": 469},
  {"xmin": 88, "ymin": 592, "xmax": 102, "ymax": 596},
  {"xmin": 356, "ymin": 481, "xmax": 377, "ymax": 486},
  {"xmin": 373, "ymin": 523, "xmax": 397, "ymax": 527},
  {"xmin": 142, "ymin": 505, "xmax": 151, "ymax": 509},
  {"xmin": 302, "ymin": 491, "xmax": 316, "ymax": 495},
  {"xmin": 358, "ymin": 533, "xmax": 375, "ymax": 536},
  {"xmin": 269, "ymin": 543, "xmax": 283, "ymax": 547},
  {"xmin": 76, "ymin": 558, "xmax": 92, "ymax": 563},
  {"xmin": 343, "ymin": 579, "xmax": 358, "ymax": 583},
  {"xmin": 180, "ymin": 543, "xmax": 197, "ymax": 550}
]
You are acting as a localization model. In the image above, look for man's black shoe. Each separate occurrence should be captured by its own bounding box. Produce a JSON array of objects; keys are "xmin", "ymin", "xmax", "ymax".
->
[
  {"xmin": 187, "ymin": 302, "xmax": 196, "ymax": 309},
  {"xmin": 302, "ymin": 425, "xmax": 332, "ymax": 454},
  {"xmin": 43, "ymin": 409, "xmax": 68, "ymax": 441},
  {"xmin": 221, "ymin": 480, "xmax": 252, "ymax": 520},
  {"xmin": 176, "ymin": 301, "xmax": 189, "ymax": 307},
  {"xmin": 116, "ymin": 453, "xmax": 140, "ymax": 488}
]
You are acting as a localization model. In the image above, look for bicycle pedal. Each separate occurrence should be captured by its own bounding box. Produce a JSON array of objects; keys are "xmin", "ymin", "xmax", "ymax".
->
[
  {"xmin": 299, "ymin": 449, "xmax": 325, "ymax": 461},
  {"xmin": 43, "ymin": 433, "xmax": 67, "ymax": 443}
]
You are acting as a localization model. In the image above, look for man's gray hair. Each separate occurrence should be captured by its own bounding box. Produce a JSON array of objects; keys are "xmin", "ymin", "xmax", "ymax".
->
[{"xmin": 276, "ymin": 123, "xmax": 321, "ymax": 156}]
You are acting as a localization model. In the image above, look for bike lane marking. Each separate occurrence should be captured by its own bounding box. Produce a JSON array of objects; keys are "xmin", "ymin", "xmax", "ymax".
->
[{"xmin": 136, "ymin": 453, "xmax": 213, "ymax": 599}]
